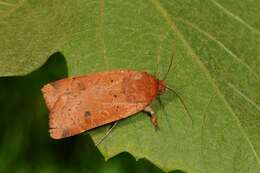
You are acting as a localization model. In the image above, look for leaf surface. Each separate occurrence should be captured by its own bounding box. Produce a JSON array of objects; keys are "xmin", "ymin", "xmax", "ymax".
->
[{"xmin": 1, "ymin": 0, "xmax": 259, "ymax": 172}]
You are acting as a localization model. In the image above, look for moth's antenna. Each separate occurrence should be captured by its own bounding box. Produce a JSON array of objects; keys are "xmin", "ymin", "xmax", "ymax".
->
[
  {"xmin": 157, "ymin": 97, "xmax": 168, "ymax": 118},
  {"xmin": 95, "ymin": 121, "xmax": 118, "ymax": 146},
  {"xmin": 157, "ymin": 96, "xmax": 164, "ymax": 111},
  {"xmin": 156, "ymin": 62, "xmax": 160, "ymax": 79},
  {"xmin": 166, "ymin": 86, "xmax": 193, "ymax": 126},
  {"xmin": 162, "ymin": 46, "xmax": 176, "ymax": 81}
]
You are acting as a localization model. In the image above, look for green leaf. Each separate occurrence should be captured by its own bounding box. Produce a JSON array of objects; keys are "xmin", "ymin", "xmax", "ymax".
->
[{"xmin": 1, "ymin": 0, "xmax": 259, "ymax": 172}]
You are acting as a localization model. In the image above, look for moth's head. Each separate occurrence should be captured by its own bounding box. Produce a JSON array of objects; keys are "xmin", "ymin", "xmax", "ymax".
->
[{"xmin": 157, "ymin": 80, "xmax": 166, "ymax": 95}]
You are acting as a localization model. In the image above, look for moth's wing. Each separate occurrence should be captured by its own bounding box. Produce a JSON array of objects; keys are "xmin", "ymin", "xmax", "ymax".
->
[
  {"xmin": 42, "ymin": 70, "xmax": 158, "ymax": 139},
  {"xmin": 41, "ymin": 80, "xmax": 71, "ymax": 110}
]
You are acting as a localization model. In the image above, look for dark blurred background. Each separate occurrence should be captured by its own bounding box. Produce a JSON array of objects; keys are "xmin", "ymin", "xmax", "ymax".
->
[{"xmin": 0, "ymin": 53, "xmax": 185, "ymax": 173}]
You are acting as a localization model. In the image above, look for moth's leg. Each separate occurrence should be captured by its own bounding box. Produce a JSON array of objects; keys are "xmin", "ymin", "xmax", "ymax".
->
[
  {"xmin": 95, "ymin": 121, "xmax": 118, "ymax": 146},
  {"xmin": 143, "ymin": 106, "xmax": 159, "ymax": 130}
]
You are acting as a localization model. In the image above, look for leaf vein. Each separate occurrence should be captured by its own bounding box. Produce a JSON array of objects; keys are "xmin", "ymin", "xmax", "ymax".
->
[
  {"xmin": 98, "ymin": 0, "xmax": 109, "ymax": 69},
  {"xmin": 210, "ymin": 0, "xmax": 260, "ymax": 36},
  {"xmin": 200, "ymin": 94, "xmax": 215, "ymax": 173},
  {"xmin": 176, "ymin": 18, "xmax": 260, "ymax": 79},
  {"xmin": 0, "ymin": 1, "xmax": 15, "ymax": 6},
  {"xmin": 0, "ymin": 0, "xmax": 25, "ymax": 18},
  {"xmin": 150, "ymin": 0, "xmax": 260, "ymax": 163},
  {"xmin": 227, "ymin": 82, "xmax": 260, "ymax": 111}
]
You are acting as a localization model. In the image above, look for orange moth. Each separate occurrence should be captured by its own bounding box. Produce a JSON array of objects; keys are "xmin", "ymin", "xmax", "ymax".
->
[{"xmin": 41, "ymin": 59, "xmax": 191, "ymax": 144}]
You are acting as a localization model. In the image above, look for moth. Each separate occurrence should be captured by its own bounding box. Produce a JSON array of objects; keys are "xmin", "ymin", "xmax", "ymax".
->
[{"xmin": 42, "ymin": 59, "xmax": 191, "ymax": 145}]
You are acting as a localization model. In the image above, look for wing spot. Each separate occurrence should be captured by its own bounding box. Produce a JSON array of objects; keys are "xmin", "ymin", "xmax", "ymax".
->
[
  {"xmin": 84, "ymin": 111, "xmax": 91, "ymax": 117},
  {"xmin": 113, "ymin": 94, "xmax": 117, "ymax": 98},
  {"xmin": 115, "ymin": 105, "xmax": 120, "ymax": 112},
  {"xmin": 110, "ymin": 79, "xmax": 114, "ymax": 83}
]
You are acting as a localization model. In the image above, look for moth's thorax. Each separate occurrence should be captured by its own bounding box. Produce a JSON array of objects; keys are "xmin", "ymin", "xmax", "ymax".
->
[{"xmin": 157, "ymin": 80, "xmax": 166, "ymax": 94}]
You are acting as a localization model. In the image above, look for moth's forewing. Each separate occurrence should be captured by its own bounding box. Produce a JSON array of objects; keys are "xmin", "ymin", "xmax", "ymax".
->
[{"xmin": 41, "ymin": 70, "xmax": 159, "ymax": 139}]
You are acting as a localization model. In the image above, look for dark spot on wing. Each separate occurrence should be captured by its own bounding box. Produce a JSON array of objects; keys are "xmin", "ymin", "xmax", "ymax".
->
[
  {"xmin": 84, "ymin": 111, "xmax": 91, "ymax": 117},
  {"xmin": 115, "ymin": 105, "xmax": 120, "ymax": 112},
  {"xmin": 110, "ymin": 79, "xmax": 114, "ymax": 83},
  {"xmin": 113, "ymin": 94, "xmax": 117, "ymax": 98}
]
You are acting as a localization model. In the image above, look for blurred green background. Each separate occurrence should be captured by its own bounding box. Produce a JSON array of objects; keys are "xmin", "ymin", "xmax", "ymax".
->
[{"xmin": 0, "ymin": 53, "xmax": 185, "ymax": 173}]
